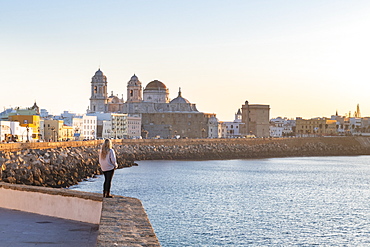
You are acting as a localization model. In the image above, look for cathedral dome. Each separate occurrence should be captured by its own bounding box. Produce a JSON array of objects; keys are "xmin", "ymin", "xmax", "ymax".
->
[
  {"xmin": 170, "ymin": 88, "xmax": 190, "ymax": 104},
  {"xmin": 92, "ymin": 68, "xmax": 107, "ymax": 83},
  {"xmin": 128, "ymin": 74, "xmax": 141, "ymax": 86},
  {"xmin": 108, "ymin": 95, "xmax": 121, "ymax": 104},
  {"xmin": 95, "ymin": 69, "xmax": 103, "ymax": 76},
  {"xmin": 145, "ymin": 80, "xmax": 167, "ymax": 90}
]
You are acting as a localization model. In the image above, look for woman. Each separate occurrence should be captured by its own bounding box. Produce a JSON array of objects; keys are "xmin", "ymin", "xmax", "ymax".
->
[{"xmin": 99, "ymin": 139, "xmax": 118, "ymax": 198}]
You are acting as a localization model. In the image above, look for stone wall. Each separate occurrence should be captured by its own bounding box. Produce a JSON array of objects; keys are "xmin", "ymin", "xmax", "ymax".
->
[
  {"xmin": 115, "ymin": 136, "xmax": 370, "ymax": 161},
  {"xmin": 1, "ymin": 137, "xmax": 370, "ymax": 187}
]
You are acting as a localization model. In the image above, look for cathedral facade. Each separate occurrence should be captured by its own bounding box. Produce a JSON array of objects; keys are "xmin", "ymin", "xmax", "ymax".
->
[{"xmin": 88, "ymin": 69, "xmax": 216, "ymax": 138}]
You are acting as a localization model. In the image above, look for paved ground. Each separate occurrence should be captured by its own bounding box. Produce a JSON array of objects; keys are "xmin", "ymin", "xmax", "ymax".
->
[{"xmin": 0, "ymin": 207, "xmax": 98, "ymax": 247}]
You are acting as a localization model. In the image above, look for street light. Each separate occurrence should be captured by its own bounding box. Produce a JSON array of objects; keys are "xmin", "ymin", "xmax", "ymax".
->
[
  {"xmin": 74, "ymin": 127, "xmax": 80, "ymax": 141},
  {"xmin": 26, "ymin": 124, "xmax": 30, "ymax": 142},
  {"xmin": 51, "ymin": 126, "xmax": 55, "ymax": 142}
]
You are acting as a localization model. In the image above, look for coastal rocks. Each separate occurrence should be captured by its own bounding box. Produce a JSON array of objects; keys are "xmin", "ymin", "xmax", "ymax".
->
[{"xmin": 0, "ymin": 146, "xmax": 136, "ymax": 188}]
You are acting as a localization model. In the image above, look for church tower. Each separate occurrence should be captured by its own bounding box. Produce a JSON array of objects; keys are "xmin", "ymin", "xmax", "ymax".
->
[
  {"xmin": 126, "ymin": 74, "xmax": 142, "ymax": 103},
  {"xmin": 89, "ymin": 69, "xmax": 108, "ymax": 112},
  {"xmin": 235, "ymin": 108, "xmax": 242, "ymax": 122}
]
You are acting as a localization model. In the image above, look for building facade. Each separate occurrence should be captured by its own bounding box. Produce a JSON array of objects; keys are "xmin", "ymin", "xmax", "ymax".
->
[
  {"xmin": 0, "ymin": 121, "xmax": 30, "ymax": 142},
  {"xmin": 296, "ymin": 118, "xmax": 337, "ymax": 137},
  {"xmin": 223, "ymin": 109, "xmax": 245, "ymax": 138},
  {"xmin": 89, "ymin": 112, "xmax": 128, "ymax": 139},
  {"xmin": 241, "ymin": 101, "xmax": 270, "ymax": 138},
  {"xmin": 127, "ymin": 115, "xmax": 142, "ymax": 139}
]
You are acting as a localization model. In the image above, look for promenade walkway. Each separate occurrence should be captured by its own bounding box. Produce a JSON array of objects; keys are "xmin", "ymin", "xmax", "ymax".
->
[{"xmin": 0, "ymin": 207, "xmax": 98, "ymax": 247}]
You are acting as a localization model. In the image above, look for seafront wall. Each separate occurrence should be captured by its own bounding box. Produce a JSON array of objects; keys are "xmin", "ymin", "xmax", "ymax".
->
[
  {"xmin": 122, "ymin": 136, "xmax": 370, "ymax": 160},
  {"xmin": 1, "ymin": 137, "xmax": 370, "ymax": 187}
]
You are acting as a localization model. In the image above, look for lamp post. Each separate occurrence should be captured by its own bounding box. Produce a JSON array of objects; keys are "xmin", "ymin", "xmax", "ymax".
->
[
  {"xmin": 26, "ymin": 124, "xmax": 30, "ymax": 142},
  {"xmin": 74, "ymin": 127, "xmax": 80, "ymax": 141},
  {"xmin": 51, "ymin": 126, "xmax": 55, "ymax": 142}
]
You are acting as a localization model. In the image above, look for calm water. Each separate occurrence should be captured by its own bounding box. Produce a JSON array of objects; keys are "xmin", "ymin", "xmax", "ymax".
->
[{"xmin": 70, "ymin": 156, "xmax": 370, "ymax": 246}]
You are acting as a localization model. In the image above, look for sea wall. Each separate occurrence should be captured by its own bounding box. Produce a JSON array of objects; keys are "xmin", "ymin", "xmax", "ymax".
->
[
  {"xmin": 1, "ymin": 137, "xmax": 370, "ymax": 187},
  {"xmin": 116, "ymin": 136, "xmax": 370, "ymax": 160}
]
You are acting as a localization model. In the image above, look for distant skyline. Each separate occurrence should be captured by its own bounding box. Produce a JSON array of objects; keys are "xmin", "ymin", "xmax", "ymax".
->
[{"xmin": 1, "ymin": 1, "xmax": 370, "ymax": 120}]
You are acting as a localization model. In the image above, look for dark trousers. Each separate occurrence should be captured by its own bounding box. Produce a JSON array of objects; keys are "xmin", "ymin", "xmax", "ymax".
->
[{"xmin": 103, "ymin": 169, "xmax": 114, "ymax": 194}]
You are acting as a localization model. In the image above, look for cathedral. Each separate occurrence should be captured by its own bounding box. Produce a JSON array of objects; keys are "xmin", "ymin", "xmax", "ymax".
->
[{"xmin": 88, "ymin": 69, "xmax": 217, "ymax": 138}]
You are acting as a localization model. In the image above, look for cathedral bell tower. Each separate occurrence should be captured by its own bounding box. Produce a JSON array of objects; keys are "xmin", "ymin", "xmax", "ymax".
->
[
  {"xmin": 127, "ymin": 74, "xmax": 142, "ymax": 103},
  {"xmin": 89, "ymin": 69, "xmax": 108, "ymax": 112}
]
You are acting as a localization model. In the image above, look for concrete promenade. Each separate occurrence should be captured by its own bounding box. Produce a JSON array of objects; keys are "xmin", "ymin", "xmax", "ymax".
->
[
  {"xmin": 0, "ymin": 207, "xmax": 98, "ymax": 247},
  {"xmin": 0, "ymin": 182, "xmax": 161, "ymax": 247}
]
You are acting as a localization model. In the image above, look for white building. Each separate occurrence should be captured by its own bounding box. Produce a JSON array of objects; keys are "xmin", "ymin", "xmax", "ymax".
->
[
  {"xmin": 223, "ymin": 109, "xmax": 244, "ymax": 138},
  {"xmin": 82, "ymin": 115, "xmax": 98, "ymax": 140},
  {"xmin": 0, "ymin": 121, "xmax": 32, "ymax": 142},
  {"xmin": 270, "ymin": 117, "xmax": 295, "ymax": 137},
  {"xmin": 270, "ymin": 126, "xmax": 284, "ymax": 137},
  {"xmin": 208, "ymin": 116, "xmax": 219, "ymax": 138},
  {"xmin": 218, "ymin": 122, "xmax": 227, "ymax": 138},
  {"xmin": 127, "ymin": 115, "xmax": 142, "ymax": 139},
  {"xmin": 102, "ymin": 120, "xmax": 112, "ymax": 139},
  {"xmin": 349, "ymin": 118, "xmax": 362, "ymax": 133}
]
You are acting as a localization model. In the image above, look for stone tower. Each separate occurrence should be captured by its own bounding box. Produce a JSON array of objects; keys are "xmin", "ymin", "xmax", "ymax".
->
[
  {"xmin": 126, "ymin": 74, "xmax": 142, "ymax": 103},
  {"xmin": 89, "ymin": 69, "xmax": 108, "ymax": 112}
]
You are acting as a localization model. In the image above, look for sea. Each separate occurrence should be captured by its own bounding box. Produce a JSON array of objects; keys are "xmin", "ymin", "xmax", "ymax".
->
[{"xmin": 70, "ymin": 156, "xmax": 370, "ymax": 246}]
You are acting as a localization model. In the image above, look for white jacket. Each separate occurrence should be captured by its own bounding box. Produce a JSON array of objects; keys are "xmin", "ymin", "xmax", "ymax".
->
[{"xmin": 99, "ymin": 149, "xmax": 118, "ymax": 172}]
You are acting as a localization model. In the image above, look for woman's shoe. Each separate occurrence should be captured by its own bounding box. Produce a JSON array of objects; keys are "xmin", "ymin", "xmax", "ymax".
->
[{"xmin": 106, "ymin": 194, "xmax": 114, "ymax": 198}]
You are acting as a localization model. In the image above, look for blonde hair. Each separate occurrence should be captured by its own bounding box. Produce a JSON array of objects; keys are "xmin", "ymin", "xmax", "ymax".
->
[{"xmin": 100, "ymin": 139, "xmax": 112, "ymax": 159}]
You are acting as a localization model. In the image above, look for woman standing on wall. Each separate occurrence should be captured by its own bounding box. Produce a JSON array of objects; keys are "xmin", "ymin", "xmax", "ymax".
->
[{"xmin": 99, "ymin": 139, "xmax": 118, "ymax": 198}]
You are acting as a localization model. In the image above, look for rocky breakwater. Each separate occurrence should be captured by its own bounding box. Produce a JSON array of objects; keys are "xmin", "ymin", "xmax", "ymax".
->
[
  {"xmin": 115, "ymin": 139, "xmax": 370, "ymax": 161},
  {"xmin": 0, "ymin": 146, "xmax": 136, "ymax": 187}
]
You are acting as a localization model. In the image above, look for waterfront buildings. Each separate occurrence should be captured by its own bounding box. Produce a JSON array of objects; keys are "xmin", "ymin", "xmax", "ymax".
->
[
  {"xmin": 43, "ymin": 119, "xmax": 74, "ymax": 142},
  {"xmin": 269, "ymin": 117, "xmax": 295, "ymax": 138},
  {"xmin": 296, "ymin": 117, "xmax": 337, "ymax": 137},
  {"xmin": 88, "ymin": 69, "xmax": 217, "ymax": 139},
  {"xmin": 88, "ymin": 112, "xmax": 128, "ymax": 139}
]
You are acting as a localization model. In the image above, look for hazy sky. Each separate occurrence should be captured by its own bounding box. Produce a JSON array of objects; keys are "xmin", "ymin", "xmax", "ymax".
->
[{"xmin": 1, "ymin": 0, "xmax": 370, "ymax": 120}]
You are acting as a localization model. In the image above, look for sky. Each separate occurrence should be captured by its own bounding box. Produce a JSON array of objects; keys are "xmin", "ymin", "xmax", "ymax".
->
[{"xmin": 1, "ymin": 0, "xmax": 370, "ymax": 121}]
